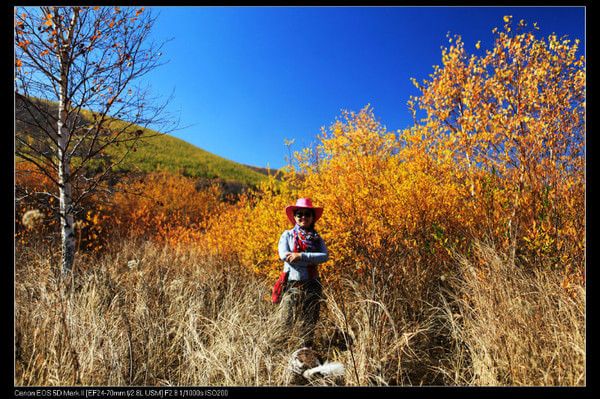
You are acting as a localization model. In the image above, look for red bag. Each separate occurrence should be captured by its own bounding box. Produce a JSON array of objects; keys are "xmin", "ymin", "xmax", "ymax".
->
[{"xmin": 271, "ymin": 271, "xmax": 289, "ymax": 304}]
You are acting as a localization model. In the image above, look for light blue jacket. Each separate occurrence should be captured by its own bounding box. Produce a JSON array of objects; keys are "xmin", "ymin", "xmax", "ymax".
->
[{"xmin": 278, "ymin": 228, "xmax": 329, "ymax": 281}]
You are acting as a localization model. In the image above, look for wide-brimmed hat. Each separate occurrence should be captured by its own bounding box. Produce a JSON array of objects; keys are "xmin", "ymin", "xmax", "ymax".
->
[{"xmin": 285, "ymin": 198, "xmax": 323, "ymax": 226}]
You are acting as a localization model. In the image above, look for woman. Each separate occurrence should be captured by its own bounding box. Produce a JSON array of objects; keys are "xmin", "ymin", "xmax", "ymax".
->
[{"xmin": 277, "ymin": 198, "xmax": 329, "ymax": 348}]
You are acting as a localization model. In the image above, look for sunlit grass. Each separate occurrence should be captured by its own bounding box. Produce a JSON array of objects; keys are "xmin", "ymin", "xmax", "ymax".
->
[{"xmin": 15, "ymin": 239, "xmax": 585, "ymax": 386}]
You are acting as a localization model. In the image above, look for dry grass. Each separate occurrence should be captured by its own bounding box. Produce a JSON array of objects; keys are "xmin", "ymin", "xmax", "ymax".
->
[
  {"xmin": 14, "ymin": 239, "xmax": 585, "ymax": 386},
  {"xmin": 16, "ymin": 240, "xmax": 293, "ymax": 386},
  {"xmin": 434, "ymin": 241, "xmax": 586, "ymax": 386}
]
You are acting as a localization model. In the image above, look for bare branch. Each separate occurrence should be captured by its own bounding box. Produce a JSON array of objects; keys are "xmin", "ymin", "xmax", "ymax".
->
[{"xmin": 15, "ymin": 6, "xmax": 176, "ymax": 274}]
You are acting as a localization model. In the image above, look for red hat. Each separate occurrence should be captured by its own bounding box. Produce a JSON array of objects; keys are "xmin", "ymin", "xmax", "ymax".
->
[{"xmin": 285, "ymin": 198, "xmax": 324, "ymax": 226}]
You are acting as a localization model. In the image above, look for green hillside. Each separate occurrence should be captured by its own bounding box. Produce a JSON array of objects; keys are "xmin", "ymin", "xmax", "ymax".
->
[
  {"xmin": 15, "ymin": 96, "xmax": 274, "ymax": 188},
  {"xmin": 107, "ymin": 130, "xmax": 270, "ymax": 187}
]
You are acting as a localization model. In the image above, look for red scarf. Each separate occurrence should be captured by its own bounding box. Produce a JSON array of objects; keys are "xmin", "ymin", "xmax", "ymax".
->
[{"xmin": 293, "ymin": 225, "xmax": 321, "ymax": 279}]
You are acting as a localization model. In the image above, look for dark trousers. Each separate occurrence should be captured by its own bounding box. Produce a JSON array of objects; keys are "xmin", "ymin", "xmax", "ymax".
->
[{"xmin": 280, "ymin": 279, "xmax": 323, "ymax": 347}]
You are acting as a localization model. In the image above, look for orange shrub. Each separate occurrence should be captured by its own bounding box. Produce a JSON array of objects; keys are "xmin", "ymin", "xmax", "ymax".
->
[
  {"xmin": 294, "ymin": 107, "xmax": 471, "ymax": 282},
  {"xmin": 197, "ymin": 175, "xmax": 297, "ymax": 278},
  {"xmin": 15, "ymin": 161, "xmax": 59, "ymax": 245},
  {"xmin": 408, "ymin": 18, "xmax": 585, "ymax": 278},
  {"xmin": 198, "ymin": 18, "xmax": 584, "ymax": 286},
  {"xmin": 15, "ymin": 160, "xmax": 110, "ymax": 254},
  {"xmin": 198, "ymin": 107, "xmax": 469, "ymax": 281},
  {"xmin": 15, "ymin": 18, "xmax": 584, "ymax": 289},
  {"xmin": 110, "ymin": 171, "xmax": 226, "ymax": 246}
]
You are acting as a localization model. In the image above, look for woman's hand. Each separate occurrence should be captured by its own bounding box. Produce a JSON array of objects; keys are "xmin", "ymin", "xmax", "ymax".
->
[{"xmin": 285, "ymin": 252, "xmax": 303, "ymax": 263}]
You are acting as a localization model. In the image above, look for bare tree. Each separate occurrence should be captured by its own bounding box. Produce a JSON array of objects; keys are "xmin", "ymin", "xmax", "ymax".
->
[{"xmin": 15, "ymin": 6, "xmax": 176, "ymax": 274}]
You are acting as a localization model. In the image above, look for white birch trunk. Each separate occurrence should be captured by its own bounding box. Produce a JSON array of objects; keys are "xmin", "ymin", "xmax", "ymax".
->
[
  {"xmin": 57, "ymin": 9, "xmax": 78, "ymax": 275},
  {"xmin": 58, "ymin": 80, "xmax": 76, "ymax": 274}
]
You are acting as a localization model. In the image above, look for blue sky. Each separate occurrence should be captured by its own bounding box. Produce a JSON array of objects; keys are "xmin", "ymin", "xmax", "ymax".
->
[{"xmin": 141, "ymin": 6, "xmax": 585, "ymax": 170}]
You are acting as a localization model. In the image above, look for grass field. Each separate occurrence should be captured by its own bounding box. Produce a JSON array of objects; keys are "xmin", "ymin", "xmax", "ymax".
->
[
  {"xmin": 14, "ymin": 238, "xmax": 585, "ymax": 386},
  {"xmin": 106, "ymin": 130, "xmax": 271, "ymax": 186}
]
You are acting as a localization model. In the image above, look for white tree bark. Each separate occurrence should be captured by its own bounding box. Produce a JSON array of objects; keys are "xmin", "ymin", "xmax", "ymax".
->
[
  {"xmin": 57, "ymin": 125, "xmax": 76, "ymax": 273},
  {"xmin": 57, "ymin": 8, "xmax": 78, "ymax": 274}
]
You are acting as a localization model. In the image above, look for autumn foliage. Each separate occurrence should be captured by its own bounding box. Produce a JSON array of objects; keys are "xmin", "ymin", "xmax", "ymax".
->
[
  {"xmin": 191, "ymin": 20, "xmax": 584, "ymax": 286},
  {"xmin": 16, "ymin": 18, "xmax": 585, "ymax": 286},
  {"xmin": 14, "ymin": 16, "xmax": 585, "ymax": 387},
  {"xmin": 110, "ymin": 172, "xmax": 229, "ymax": 247}
]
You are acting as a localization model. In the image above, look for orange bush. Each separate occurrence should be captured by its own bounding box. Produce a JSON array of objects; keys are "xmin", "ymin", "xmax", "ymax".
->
[
  {"xmin": 110, "ymin": 171, "xmax": 226, "ymax": 246},
  {"xmin": 15, "ymin": 162, "xmax": 59, "ymax": 248},
  {"xmin": 15, "ymin": 18, "xmax": 584, "ymax": 289},
  {"xmin": 15, "ymin": 160, "xmax": 110, "ymax": 253},
  {"xmin": 408, "ymin": 18, "xmax": 585, "ymax": 278},
  {"xmin": 197, "ymin": 19, "xmax": 584, "ymax": 286},
  {"xmin": 197, "ymin": 174, "xmax": 297, "ymax": 278}
]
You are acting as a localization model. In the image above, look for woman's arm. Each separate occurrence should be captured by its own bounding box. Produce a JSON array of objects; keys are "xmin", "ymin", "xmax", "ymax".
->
[
  {"xmin": 300, "ymin": 238, "xmax": 329, "ymax": 264},
  {"xmin": 280, "ymin": 231, "xmax": 329, "ymax": 265},
  {"xmin": 278, "ymin": 231, "xmax": 291, "ymax": 261}
]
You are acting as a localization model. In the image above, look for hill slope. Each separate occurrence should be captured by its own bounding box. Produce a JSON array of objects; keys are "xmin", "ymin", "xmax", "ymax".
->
[
  {"xmin": 15, "ymin": 96, "xmax": 273, "ymax": 187},
  {"xmin": 108, "ymin": 130, "xmax": 270, "ymax": 187}
]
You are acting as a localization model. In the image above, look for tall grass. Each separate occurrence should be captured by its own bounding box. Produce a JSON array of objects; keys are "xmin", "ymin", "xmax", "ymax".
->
[
  {"xmin": 436, "ymin": 242, "xmax": 585, "ymax": 386},
  {"xmin": 16, "ymin": 239, "xmax": 307, "ymax": 386},
  {"xmin": 15, "ymin": 239, "xmax": 585, "ymax": 386}
]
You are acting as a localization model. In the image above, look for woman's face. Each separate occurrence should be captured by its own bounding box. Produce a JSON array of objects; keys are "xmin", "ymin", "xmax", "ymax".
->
[{"xmin": 294, "ymin": 209, "xmax": 314, "ymax": 228}]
